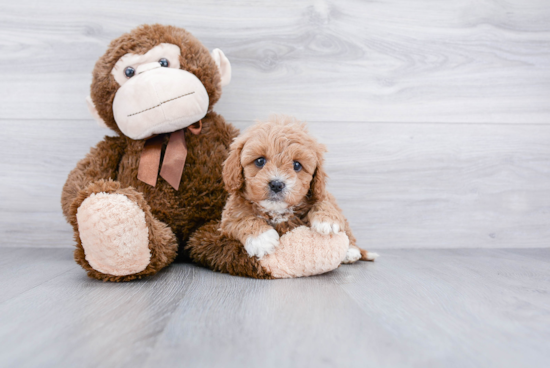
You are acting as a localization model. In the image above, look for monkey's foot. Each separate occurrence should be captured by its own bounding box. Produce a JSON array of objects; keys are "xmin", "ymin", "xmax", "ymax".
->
[
  {"xmin": 76, "ymin": 192, "xmax": 151, "ymax": 276},
  {"xmin": 259, "ymin": 226, "xmax": 349, "ymax": 278}
]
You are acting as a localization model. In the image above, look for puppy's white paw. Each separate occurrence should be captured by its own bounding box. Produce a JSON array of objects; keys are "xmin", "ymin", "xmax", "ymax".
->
[
  {"xmin": 365, "ymin": 252, "xmax": 380, "ymax": 261},
  {"xmin": 342, "ymin": 247, "xmax": 362, "ymax": 264},
  {"xmin": 312, "ymin": 220, "xmax": 340, "ymax": 235},
  {"xmin": 244, "ymin": 229, "xmax": 280, "ymax": 259}
]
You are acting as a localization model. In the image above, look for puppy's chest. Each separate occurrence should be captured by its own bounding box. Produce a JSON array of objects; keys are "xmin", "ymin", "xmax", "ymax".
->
[{"xmin": 258, "ymin": 209, "xmax": 310, "ymax": 236}]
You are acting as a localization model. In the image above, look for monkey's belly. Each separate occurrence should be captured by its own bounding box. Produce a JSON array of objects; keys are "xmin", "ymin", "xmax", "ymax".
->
[{"xmin": 115, "ymin": 155, "xmax": 226, "ymax": 247}]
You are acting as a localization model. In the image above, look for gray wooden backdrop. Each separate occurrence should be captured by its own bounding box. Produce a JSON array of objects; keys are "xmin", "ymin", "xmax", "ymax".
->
[{"xmin": 1, "ymin": 0, "xmax": 550, "ymax": 249}]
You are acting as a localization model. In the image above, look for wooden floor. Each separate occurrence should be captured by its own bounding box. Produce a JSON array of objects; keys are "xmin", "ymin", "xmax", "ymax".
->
[{"xmin": 0, "ymin": 248, "xmax": 549, "ymax": 368}]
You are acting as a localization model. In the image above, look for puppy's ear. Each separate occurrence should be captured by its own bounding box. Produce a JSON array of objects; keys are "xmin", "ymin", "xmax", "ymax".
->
[
  {"xmin": 223, "ymin": 137, "xmax": 245, "ymax": 194},
  {"xmin": 309, "ymin": 144, "xmax": 328, "ymax": 202}
]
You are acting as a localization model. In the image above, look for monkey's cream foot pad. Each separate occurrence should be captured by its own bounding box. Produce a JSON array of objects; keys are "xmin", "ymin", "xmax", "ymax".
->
[
  {"xmin": 76, "ymin": 192, "xmax": 151, "ymax": 276},
  {"xmin": 259, "ymin": 226, "xmax": 349, "ymax": 278}
]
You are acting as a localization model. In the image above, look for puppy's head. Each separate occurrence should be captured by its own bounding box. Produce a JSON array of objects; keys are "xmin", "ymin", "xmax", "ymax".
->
[{"xmin": 223, "ymin": 116, "xmax": 327, "ymax": 210}]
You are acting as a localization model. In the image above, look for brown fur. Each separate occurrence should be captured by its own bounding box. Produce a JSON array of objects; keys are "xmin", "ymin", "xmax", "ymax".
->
[
  {"xmin": 221, "ymin": 116, "xmax": 361, "ymax": 252},
  {"xmin": 68, "ymin": 180, "xmax": 178, "ymax": 282},
  {"xmin": 90, "ymin": 24, "xmax": 222, "ymax": 135},
  {"xmin": 61, "ymin": 25, "xmax": 238, "ymax": 281},
  {"xmin": 186, "ymin": 223, "xmax": 273, "ymax": 279},
  {"xmin": 185, "ymin": 117, "xmax": 371, "ymax": 279}
]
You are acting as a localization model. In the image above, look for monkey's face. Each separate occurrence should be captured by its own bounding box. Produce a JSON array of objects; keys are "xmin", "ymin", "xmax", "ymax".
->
[
  {"xmin": 111, "ymin": 43, "xmax": 209, "ymax": 140},
  {"xmin": 87, "ymin": 25, "xmax": 231, "ymax": 139}
]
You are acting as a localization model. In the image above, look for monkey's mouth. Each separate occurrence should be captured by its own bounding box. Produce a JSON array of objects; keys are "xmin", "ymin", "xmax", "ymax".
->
[
  {"xmin": 113, "ymin": 67, "xmax": 209, "ymax": 140},
  {"xmin": 127, "ymin": 91, "xmax": 195, "ymax": 117}
]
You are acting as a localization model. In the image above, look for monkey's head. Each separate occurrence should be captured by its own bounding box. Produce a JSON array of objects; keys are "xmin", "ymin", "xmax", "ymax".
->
[{"xmin": 87, "ymin": 24, "xmax": 231, "ymax": 139}]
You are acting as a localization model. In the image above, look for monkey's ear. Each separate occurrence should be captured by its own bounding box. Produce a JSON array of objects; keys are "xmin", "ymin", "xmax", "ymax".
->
[
  {"xmin": 211, "ymin": 48, "xmax": 231, "ymax": 87},
  {"xmin": 86, "ymin": 96, "xmax": 109, "ymax": 128}
]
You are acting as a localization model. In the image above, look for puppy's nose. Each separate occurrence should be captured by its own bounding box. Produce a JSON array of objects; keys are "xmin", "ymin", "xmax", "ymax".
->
[{"xmin": 269, "ymin": 180, "xmax": 285, "ymax": 193}]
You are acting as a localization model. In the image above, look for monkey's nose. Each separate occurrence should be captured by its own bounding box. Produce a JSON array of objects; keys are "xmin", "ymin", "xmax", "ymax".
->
[{"xmin": 269, "ymin": 180, "xmax": 285, "ymax": 193}]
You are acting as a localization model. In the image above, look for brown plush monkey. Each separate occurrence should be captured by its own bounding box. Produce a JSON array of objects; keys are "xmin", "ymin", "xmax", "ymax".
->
[
  {"xmin": 61, "ymin": 24, "xmax": 237, "ymax": 281},
  {"xmin": 62, "ymin": 24, "xmax": 361, "ymax": 282}
]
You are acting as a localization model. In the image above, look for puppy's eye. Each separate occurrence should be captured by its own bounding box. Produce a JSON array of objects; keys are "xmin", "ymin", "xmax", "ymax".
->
[
  {"xmin": 254, "ymin": 157, "xmax": 266, "ymax": 168},
  {"xmin": 159, "ymin": 58, "xmax": 169, "ymax": 67},
  {"xmin": 293, "ymin": 161, "xmax": 302, "ymax": 172},
  {"xmin": 124, "ymin": 66, "xmax": 135, "ymax": 78}
]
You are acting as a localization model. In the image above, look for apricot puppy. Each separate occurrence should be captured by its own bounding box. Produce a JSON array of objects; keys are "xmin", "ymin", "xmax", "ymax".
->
[{"xmin": 221, "ymin": 116, "xmax": 377, "ymax": 263}]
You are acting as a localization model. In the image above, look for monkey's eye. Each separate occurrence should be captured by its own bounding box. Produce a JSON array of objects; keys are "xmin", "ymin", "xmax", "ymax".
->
[
  {"xmin": 159, "ymin": 58, "xmax": 169, "ymax": 67},
  {"xmin": 254, "ymin": 157, "xmax": 266, "ymax": 168},
  {"xmin": 124, "ymin": 66, "xmax": 135, "ymax": 78},
  {"xmin": 293, "ymin": 161, "xmax": 302, "ymax": 172}
]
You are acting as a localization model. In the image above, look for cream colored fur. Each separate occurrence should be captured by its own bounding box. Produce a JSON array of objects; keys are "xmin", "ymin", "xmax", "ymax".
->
[
  {"xmin": 86, "ymin": 43, "xmax": 232, "ymax": 139},
  {"xmin": 211, "ymin": 48, "xmax": 231, "ymax": 87},
  {"xmin": 112, "ymin": 67, "xmax": 209, "ymax": 139},
  {"xmin": 260, "ymin": 226, "xmax": 349, "ymax": 278},
  {"xmin": 76, "ymin": 193, "xmax": 151, "ymax": 276},
  {"xmin": 111, "ymin": 43, "xmax": 182, "ymax": 86},
  {"xmin": 342, "ymin": 247, "xmax": 361, "ymax": 264},
  {"xmin": 86, "ymin": 96, "xmax": 109, "ymax": 128},
  {"xmin": 364, "ymin": 252, "xmax": 380, "ymax": 261},
  {"xmin": 245, "ymin": 228, "xmax": 280, "ymax": 259},
  {"xmin": 311, "ymin": 220, "xmax": 340, "ymax": 235}
]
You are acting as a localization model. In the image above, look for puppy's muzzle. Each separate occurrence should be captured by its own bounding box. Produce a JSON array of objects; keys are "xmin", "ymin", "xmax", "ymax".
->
[{"xmin": 269, "ymin": 180, "xmax": 285, "ymax": 194}]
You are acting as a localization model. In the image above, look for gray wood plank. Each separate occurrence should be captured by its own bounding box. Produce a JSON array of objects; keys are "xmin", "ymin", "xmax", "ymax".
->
[
  {"xmin": 0, "ymin": 0, "xmax": 549, "ymax": 123},
  {"xmin": 2, "ymin": 119, "xmax": 550, "ymax": 249},
  {"xmin": 145, "ymin": 268, "xmax": 384, "ymax": 368},
  {"xmin": 0, "ymin": 248, "xmax": 76, "ymax": 304},
  {"xmin": 310, "ymin": 121, "xmax": 550, "ymax": 249},
  {"xmin": 332, "ymin": 249, "xmax": 550, "ymax": 368},
  {"xmin": 0, "ymin": 260, "xmax": 195, "ymax": 368},
  {"xmin": 0, "ymin": 120, "xmax": 107, "ymax": 248},
  {"xmin": 501, "ymin": 248, "xmax": 550, "ymax": 263},
  {"xmin": 0, "ymin": 248, "xmax": 548, "ymax": 368}
]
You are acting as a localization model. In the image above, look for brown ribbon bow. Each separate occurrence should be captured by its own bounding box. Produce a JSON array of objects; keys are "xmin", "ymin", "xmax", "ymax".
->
[{"xmin": 137, "ymin": 120, "xmax": 202, "ymax": 190}]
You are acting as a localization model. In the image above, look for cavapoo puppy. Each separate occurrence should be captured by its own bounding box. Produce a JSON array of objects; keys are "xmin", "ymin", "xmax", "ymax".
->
[
  {"xmin": 185, "ymin": 116, "xmax": 377, "ymax": 278},
  {"xmin": 220, "ymin": 115, "xmax": 376, "ymax": 264}
]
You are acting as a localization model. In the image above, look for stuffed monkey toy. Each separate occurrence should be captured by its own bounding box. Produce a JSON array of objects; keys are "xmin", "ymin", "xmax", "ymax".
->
[{"xmin": 61, "ymin": 24, "xmax": 236, "ymax": 281}]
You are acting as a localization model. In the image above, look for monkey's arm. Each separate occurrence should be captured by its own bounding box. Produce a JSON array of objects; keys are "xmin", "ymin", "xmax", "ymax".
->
[{"xmin": 61, "ymin": 135, "xmax": 126, "ymax": 220}]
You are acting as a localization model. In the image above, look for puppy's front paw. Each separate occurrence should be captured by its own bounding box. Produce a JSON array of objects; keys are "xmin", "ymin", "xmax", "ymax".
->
[
  {"xmin": 311, "ymin": 220, "xmax": 340, "ymax": 235},
  {"xmin": 342, "ymin": 247, "xmax": 362, "ymax": 264},
  {"xmin": 244, "ymin": 229, "xmax": 280, "ymax": 259}
]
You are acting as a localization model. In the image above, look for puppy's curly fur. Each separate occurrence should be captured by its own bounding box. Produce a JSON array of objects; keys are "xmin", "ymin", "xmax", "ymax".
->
[
  {"xmin": 187, "ymin": 116, "xmax": 375, "ymax": 277},
  {"xmin": 222, "ymin": 115, "xmax": 370, "ymax": 262}
]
